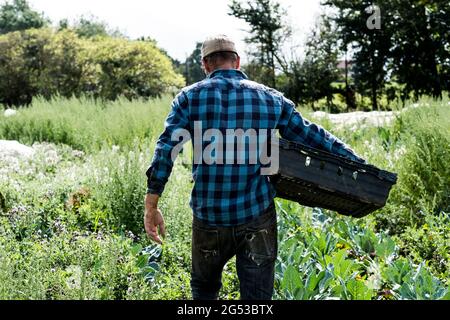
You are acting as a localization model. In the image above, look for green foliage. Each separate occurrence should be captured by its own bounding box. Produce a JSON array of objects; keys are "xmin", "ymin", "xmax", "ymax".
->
[
  {"xmin": 324, "ymin": 0, "xmax": 450, "ymax": 108},
  {"xmin": 0, "ymin": 97, "xmax": 449, "ymax": 300},
  {"xmin": 88, "ymin": 142, "xmax": 150, "ymax": 235},
  {"xmin": 382, "ymin": 260, "xmax": 449, "ymax": 300},
  {"xmin": 396, "ymin": 213, "xmax": 450, "ymax": 283},
  {"xmin": 0, "ymin": 0, "xmax": 48, "ymax": 34},
  {"xmin": 243, "ymin": 62, "xmax": 275, "ymax": 88},
  {"xmin": 0, "ymin": 228, "xmax": 146, "ymax": 299},
  {"xmin": 90, "ymin": 37, "xmax": 184, "ymax": 100},
  {"xmin": 231, "ymin": 0, "xmax": 449, "ymax": 110},
  {"xmin": 275, "ymin": 204, "xmax": 448, "ymax": 300},
  {"xmin": 386, "ymin": 1, "xmax": 450, "ymax": 99},
  {"xmin": 180, "ymin": 42, "xmax": 205, "ymax": 85},
  {"xmin": 277, "ymin": 16, "xmax": 342, "ymax": 108},
  {"xmin": 376, "ymin": 102, "xmax": 450, "ymax": 231},
  {"xmin": 0, "ymin": 96, "xmax": 171, "ymax": 151},
  {"xmin": 0, "ymin": 28, "xmax": 184, "ymax": 106},
  {"xmin": 229, "ymin": 0, "xmax": 289, "ymax": 88},
  {"xmin": 58, "ymin": 14, "xmax": 124, "ymax": 39}
]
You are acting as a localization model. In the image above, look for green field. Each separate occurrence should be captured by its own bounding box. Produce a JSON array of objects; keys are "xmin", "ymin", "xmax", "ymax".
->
[{"xmin": 0, "ymin": 96, "xmax": 449, "ymax": 300}]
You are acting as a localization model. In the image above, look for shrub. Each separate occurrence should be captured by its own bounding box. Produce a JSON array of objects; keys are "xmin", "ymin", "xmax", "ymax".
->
[
  {"xmin": 396, "ymin": 212, "xmax": 450, "ymax": 283},
  {"xmin": 0, "ymin": 227, "xmax": 146, "ymax": 299},
  {"xmin": 0, "ymin": 28, "xmax": 184, "ymax": 106},
  {"xmin": 88, "ymin": 37, "xmax": 184, "ymax": 101},
  {"xmin": 375, "ymin": 102, "xmax": 450, "ymax": 233}
]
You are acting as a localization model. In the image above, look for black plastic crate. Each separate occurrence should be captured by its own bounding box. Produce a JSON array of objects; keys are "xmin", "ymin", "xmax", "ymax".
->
[{"xmin": 270, "ymin": 138, "xmax": 398, "ymax": 218}]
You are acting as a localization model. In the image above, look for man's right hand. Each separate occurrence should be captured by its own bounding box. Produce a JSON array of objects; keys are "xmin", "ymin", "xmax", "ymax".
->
[{"xmin": 144, "ymin": 194, "xmax": 166, "ymax": 244}]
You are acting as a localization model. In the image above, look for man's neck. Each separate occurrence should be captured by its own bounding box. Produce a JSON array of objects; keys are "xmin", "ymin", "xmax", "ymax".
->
[{"xmin": 208, "ymin": 64, "xmax": 239, "ymax": 74}]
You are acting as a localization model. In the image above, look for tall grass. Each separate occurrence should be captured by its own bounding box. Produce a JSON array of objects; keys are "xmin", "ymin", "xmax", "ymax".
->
[
  {"xmin": 0, "ymin": 96, "xmax": 172, "ymax": 152},
  {"xmin": 373, "ymin": 101, "xmax": 450, "ymax": 232}
]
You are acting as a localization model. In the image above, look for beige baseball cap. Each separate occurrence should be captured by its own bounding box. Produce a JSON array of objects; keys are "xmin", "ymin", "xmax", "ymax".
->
[{"xmin": 201, "ymin": 35, "xmax": 239, "ymax": 59}]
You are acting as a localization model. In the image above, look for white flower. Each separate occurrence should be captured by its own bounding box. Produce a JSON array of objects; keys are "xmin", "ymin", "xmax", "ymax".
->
[
  {"xmin": 4, "ymin": 109, "xmax": 17, "ymax": 117},
  {"xmin": 65, "ymin": 265, "xmax": 82, "ymax": 290},
  {"xmin": 72, "ymin": 150, "xmax": 85, "ymax": 158},
  {"xmin": 393, "ymin": 146, "xmax": 407, "ymax": 160},
  {"xmin": 45, "ymin": 150, "xmax": 60, "ymax": 166},
  {"xmin": 313, "ymin": 111, "xmax": 328, "ymax": 118}
]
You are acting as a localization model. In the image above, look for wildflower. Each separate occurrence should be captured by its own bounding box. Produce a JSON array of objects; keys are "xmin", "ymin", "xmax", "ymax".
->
[
  {"xmin": 96, "ymin": 231, "xmax": 104, "ymax": 240},
  {"xmin": 72, "ymin": 150, "xmax": 85, "ymax": 159},
  {"xmin": 45, "ymin": 150, "xmax": 60, "ymax": 166},
  {"xmin": 4, "ymin": 109, "xmax": 17, "ymax": 117},
  {"xmin": 393, "ymin": 146, "xmax": 407, "ymax": 160},
  {"xmin": 126, "ymin": 230, "xmax": 136, "ymax": 241},
  {"xmin": 65, "ymin": 265, "xmax": 82, "ymax": 290}
]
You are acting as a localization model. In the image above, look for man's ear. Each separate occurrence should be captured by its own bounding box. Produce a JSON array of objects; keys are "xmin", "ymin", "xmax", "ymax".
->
[
  {"xmin": 202, "ymin": 58, "xmax": 211, "ymax": 75},
  {"xmin": 236, "ymin": 56, "xmax": 241, "ymax": 70}
]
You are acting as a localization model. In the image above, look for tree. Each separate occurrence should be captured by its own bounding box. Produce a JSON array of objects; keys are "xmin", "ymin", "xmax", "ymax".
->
[
  {"xmin": 275, "ymin": 16, "xmax": 343, "ymax": 110},
  {"xmin": 303, "ymin": 16, "xmax": 342, "ymax": 110},
  {"xmin": 242, "ymin": 62, "xmax": 275, "ymax": 87},
  {"xmin": 182, "ymin": 42, "xmax": 205, "ymax": 85},
  {"xmin": 58, "ymin": 15, "xmax": 124, "ymax": 39},
  {"xmin": 228, "ymin": 0, "xmax": 289, "ymax": 88},
  {"xmin": 0, "ymin": 0, "xmax": 48, "ymax": 34},
  {"xmin": 387, "ymin": 0, "xmax": 450, "ymax": 100},
  {"xmin": 325, "ymin": 0, "xmax": 450, "ymax": 108},
  {"xmin": 324, "ymin": 0, "xmax": 392, "ymax": 110},
  {"xmin": 0, "ymin": 28, "xmax": 185, "ymax": 106}
]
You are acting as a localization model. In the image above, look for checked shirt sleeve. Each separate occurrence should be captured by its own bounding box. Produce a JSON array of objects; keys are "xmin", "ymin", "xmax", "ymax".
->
[
  {"xmin": 146, "ymin": 92, "xmax": 190, "ymax": 195},
  {"xmin": 278, "ymin": 96, "xmax": 366, "ymax": 163}
]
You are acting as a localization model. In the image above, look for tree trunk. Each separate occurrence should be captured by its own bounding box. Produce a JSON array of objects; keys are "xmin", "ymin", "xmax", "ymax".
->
[
  {"xmin": 344, "ymin": 54, "xmax": 351, "ymax": 112},
  {"xmin": 372, "ymin": 82, "xmax": 378, "ymax": 111}
]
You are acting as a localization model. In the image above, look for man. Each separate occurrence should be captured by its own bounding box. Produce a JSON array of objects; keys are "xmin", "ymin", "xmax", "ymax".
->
[{"xmin": 144, "ymin": 35, "xmax": 365, "ymax": 300}]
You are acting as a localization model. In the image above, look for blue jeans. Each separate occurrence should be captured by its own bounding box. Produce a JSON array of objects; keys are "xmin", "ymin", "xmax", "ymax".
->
[{"xmin": 191, "ymin": 203, "xmax": 277, "ymax": 300}]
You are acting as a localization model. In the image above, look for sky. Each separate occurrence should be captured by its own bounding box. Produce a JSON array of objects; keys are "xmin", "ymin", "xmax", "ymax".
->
[{"xmin": 23, "ymin": 0, "xmax": 323, "ymax": 62}]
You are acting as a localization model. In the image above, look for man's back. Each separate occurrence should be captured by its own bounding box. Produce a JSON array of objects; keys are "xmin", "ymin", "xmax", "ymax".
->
[
  {"xmin": 147, "ymin": 68, "xmax": 364, "ymax": 227},
  {"xmin": 185, "ymin": 69, "xmax": 281, "ymax": 226}
]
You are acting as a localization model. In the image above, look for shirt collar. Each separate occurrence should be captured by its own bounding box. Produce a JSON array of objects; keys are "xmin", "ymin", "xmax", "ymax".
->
[{"xmin": 207, "ymin": 69, "xmax": 248, "ymax": 80}]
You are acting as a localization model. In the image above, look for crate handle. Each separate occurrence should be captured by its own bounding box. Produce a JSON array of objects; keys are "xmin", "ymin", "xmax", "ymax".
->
[{"xmin": 305, "ymin": 156, "xmax": 311, "ymax": 167}]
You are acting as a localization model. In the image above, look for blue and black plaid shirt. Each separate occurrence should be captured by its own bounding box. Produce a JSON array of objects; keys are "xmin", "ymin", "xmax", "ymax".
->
[{"xmin": 147, "ymin": 69, "xmax": 364, "ymax": 226}]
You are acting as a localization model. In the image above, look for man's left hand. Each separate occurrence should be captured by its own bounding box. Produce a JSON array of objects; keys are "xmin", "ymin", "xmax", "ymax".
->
[{"xmin": 144, "ymin": 194, "xmax": 166, "ymax": 244}]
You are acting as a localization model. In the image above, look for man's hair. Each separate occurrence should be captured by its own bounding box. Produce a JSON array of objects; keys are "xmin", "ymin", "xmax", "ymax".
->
[{"xmin": 203, "ymin": 51, "xmax": 238, "ymax": 69}]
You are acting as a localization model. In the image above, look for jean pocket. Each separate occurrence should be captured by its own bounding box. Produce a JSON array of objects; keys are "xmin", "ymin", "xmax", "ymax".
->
[
  {"xmin": 244, "ymin": 221, "xmax": 277, "ymax": 266},
  {"xmin": 192, "ymin": 226, "xmax": 220, "ymax": 260}
]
